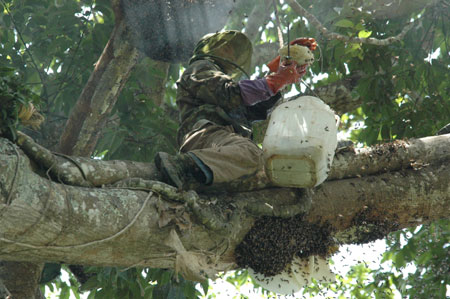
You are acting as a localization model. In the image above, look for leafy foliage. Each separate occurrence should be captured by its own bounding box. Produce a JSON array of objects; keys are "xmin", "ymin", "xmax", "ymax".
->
[
  {"xmin": 41, "ymin": 265, "xmax": 82, "ymax": 299},
  {"xmin": 78, "ymin": 267, "xmax": 205, "ymax": 299},
  {"xmin": 381, "ymin": 220, "xmax": 450, "ymax": 298},
  {"xmin": 0, "ymin": 66, "xmax": 40, "ymax": 140}
]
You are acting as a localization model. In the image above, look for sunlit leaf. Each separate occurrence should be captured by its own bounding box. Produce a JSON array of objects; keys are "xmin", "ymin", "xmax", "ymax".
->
[{"xmin": 358, "ymin": 30, "xmax": 372, "ymax": 38}]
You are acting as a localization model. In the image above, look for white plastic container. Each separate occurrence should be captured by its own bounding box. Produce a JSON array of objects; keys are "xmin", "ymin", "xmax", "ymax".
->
[{"xmin": 262, "ymin": 96, "xmax": 339, "ymax": 188}]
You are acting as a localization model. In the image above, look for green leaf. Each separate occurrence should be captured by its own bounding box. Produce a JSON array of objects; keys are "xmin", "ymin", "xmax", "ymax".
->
[
  {"xmin": 71, "ymin": 286, "xmax": 81, "ymax": 299},
  {"xmin": 333, "ymin": 43, "xmax": 345, "ymax": 63},
  {"xmin": 358, "ymin": 30, "xmax": 372, "ymax": 38},
  {"xmin": 200, "ymin": 280, "xmax": 209, "ymax": 296},
  {"xmin": 160, "ymin": 270, "xmax": 172, "ymax": 285},
  {"xmin": 79, "ymin": 276, "xmax": 100, "ymax": 292},
  {"xmin": 87, "ymin": 290, "xmax": 96, "ymax": 299},
  {"xmin": 416, "ymin": 251, "xmax": 432, "ymax": 265},
  {"xmin": 60, "ymin": 285, "xmax": 70, "ymax": 299},
  {"xmin": 354, "ymin": 23, "xmax": 365, "ymax": 31},
  {"xmin": 2, "ymin": 14, "xmax": 11, "ymax": 28},
  {"xmin": 335, "ymin": 19, "xmax": 354, "ymax": 28},
  {"xmin": 183, "ymin": 282, "xmax": 197, "ymax": 298}
]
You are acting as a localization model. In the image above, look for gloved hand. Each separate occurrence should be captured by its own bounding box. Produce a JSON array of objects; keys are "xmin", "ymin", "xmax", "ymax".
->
[
  {"xmin": 265, "ymin": 61, "xmax": 306, "ymax": 94},
  {"xmin": 291, "ymin": 37, "xmax": 317, "ymax": 50},
  {"xmin": 267, "ymin": 38, "xmax": 317, "ymax": 73}
]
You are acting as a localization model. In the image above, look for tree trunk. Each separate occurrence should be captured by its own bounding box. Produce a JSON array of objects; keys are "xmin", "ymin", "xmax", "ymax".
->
[{"xmin": 58, "ymin": 19, "xmax": 139, "ymax": 157}]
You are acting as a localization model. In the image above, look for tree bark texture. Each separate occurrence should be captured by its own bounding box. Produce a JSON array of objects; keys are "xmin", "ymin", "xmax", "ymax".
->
[
  {"xmin": 0, "ymin": 261, "xmax": 44, "ymax": 299},
  {"xmin": 0, "ymin": 134, "xmax": 449, "ymax": 279},
  {"xmin": 58, "ymin": 19, "xmax": 139, "ymax": 157}
]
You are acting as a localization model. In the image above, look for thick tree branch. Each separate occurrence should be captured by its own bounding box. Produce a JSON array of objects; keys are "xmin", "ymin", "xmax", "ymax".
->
[
  {"xmin": 15, "ymin": 131, "xmax": 450, "ymax": 193},
  {"xmin": 58, "ymin": 19, "xmax": 139, "ymax": 156},
  {"xmin": 0, "ymin": 134, "xmax": 449, "ymax": 279},
  {"xmin": 17, "ymin": 132, "xmax": 162, "ymax": 187},
  {"xmin": 329, "ymin": 133, "xmax": 450, "ymax": 180},
  {"xmin": 285, "ymin": 0, "xmax": 419, "ymax": 46},
  {"xmin": 310, "ymin": 162, "xmax": 449, "ymax": 240}
]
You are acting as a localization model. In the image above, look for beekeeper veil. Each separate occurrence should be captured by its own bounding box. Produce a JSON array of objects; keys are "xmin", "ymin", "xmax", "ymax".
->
[{"xmin": 189, "ymin": 30, "xmax": 253, "ymax": 79}]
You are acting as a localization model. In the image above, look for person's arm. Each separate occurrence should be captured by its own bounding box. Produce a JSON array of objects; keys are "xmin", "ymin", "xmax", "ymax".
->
[
  {"xmin": 179, "ymin": 59, "xmax": 306, "ymax": 111},
  {"xmin": 177, "ymin": 60, "xmax": 244, "ymax": 112},
  {"xmin": 238, "ymin": 78, "xmax": 274, "ymax": 106},
  {"xmin": 239, "ymin": 62, "xmax": 307, "ymax": 106}
]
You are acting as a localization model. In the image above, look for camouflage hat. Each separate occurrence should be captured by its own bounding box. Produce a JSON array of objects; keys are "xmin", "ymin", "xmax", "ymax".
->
[{"xmin": 190, "ymin": 30, "xmax": 252, "ymax": 79}]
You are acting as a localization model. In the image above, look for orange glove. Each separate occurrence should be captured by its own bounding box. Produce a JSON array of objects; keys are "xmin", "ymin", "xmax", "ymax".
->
[
  {"xmin": 265, "ymin": 61, "xmax": 306, "ymax": 94},
  {"xmin": 291, "ymin": 37, "xmax": 317, "ymax": 50},
  {"xmin": 267, "ymin": 38, "xmax": 317, "ymax": 73}
]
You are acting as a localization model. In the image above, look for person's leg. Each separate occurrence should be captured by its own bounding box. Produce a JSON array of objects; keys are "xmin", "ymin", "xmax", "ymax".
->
[
  {"xmin": 180, "ymin": 124, "xmax": 263, "ymax": 184},
  {"xmin": 155, "ymin": 124, "xmax": 264, "ymax": 189}
]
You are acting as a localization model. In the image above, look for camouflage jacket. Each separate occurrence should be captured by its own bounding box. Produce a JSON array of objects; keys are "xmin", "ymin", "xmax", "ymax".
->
[{"xmin": 176, "ymin": 59, "xmax": 280, "ymax": 145}]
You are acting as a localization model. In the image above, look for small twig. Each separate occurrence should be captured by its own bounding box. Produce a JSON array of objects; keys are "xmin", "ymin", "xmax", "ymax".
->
[
  {"xmin": 272, "ymin": 0, "xmax": 284, "ymax": 47},
  {"xmin": 0, "ymin": 192, "xmax": 152, "ymax": 249},
  {"xmin": 286, "ymin": 0, "xmax": 421, "ymax": 46},
  {"xmin": 6, "ymin": 142, "xmax": 20, "ymax": 205},
  {"xmin": 124, "ymin": 133, "xmax": 159, "ymax": 145},
  {"xmin": 300, "ymin": 78, "xmax": 320, "ymax": 98}
]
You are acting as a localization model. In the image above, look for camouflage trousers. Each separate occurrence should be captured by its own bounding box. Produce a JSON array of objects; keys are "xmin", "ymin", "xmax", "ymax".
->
[{"xmin": 179, "ymin": 121, "xmax": 264, "ymax": 184}]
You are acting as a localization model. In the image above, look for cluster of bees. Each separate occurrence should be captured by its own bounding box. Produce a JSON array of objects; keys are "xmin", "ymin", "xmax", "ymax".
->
[{"xmin": 235, "ymin": 215, "xmax": 334, "ymax": 276}]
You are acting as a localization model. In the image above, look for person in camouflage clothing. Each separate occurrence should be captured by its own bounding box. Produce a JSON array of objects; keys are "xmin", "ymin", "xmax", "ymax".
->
[{"xmin": 155, "ymin": 30, "xmax": 308, "ymax": 190}]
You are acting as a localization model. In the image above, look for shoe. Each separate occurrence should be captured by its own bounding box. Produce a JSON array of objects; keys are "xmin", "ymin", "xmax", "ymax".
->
[{"xmin": 155, "ymin": 152, "xmax": 207, "ymax": 190}]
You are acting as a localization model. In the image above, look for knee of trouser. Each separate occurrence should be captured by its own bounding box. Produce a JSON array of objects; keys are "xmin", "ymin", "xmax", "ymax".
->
[
  {"xmin": 241, "ymin": 143, "xmax": 264, "ymax": 165},
  {"xmin": 243, "ymin": 141, "xmax": 263, "ymax": 154}
]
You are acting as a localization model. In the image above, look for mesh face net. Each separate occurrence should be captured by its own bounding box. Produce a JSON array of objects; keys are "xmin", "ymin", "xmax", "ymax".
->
[{"xmin": 190, "ymin": 30, "xmax": 253, "ymax": 79}]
